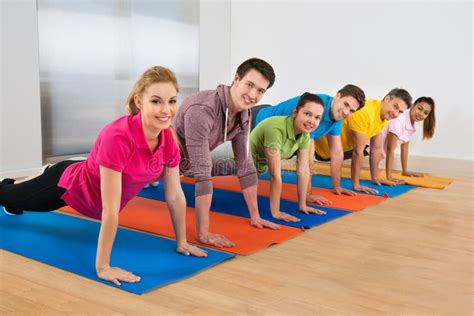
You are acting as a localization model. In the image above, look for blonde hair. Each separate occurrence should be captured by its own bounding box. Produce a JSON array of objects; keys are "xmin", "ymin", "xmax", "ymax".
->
[{"xmin": 125, "ymin": 66, "xmax": 179, "ymax": 115}]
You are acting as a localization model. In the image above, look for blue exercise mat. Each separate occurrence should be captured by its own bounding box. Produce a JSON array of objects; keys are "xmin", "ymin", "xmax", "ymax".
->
[
  {"xmin": 262, "ymin": 171, "xmax": 416, "ymax": 198},
  {"xmin": 139, "ymin": 183, "xmax": 350, "ymax": 229},
  {"xmin": 0, "ymin": 210, "xmax": 234, "ymax": 295}
]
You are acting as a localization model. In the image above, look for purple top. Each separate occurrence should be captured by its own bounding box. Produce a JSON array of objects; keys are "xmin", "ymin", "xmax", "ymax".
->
[{"xmin": 174, "ymin": 85, "xmax": 257, "ymax": 196}]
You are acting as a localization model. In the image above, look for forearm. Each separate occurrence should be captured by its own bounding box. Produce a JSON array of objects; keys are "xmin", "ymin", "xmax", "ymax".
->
[
  {"xmin": 306, "ymin": 178, "xmax": 313, "ymax": 196},
  {"xmin": 401, "ymin": 144, "xmax": 409, "ymax": 173},
  {"xmin": 96, "ymin": 211, "xmax": 119, "ymax": 271},
  {"xmin": 351, "ymin": 150, "xmax": 364, "ymax": 187},
  {"xmin": 269, "ymin": 176, "xmax": 282, "ymax": 216},
  {"xmin": 385, "ymin": 133, "xmax": 401, "ymax": 178},
  {"xmin": 297, "ymin": 172, "xmax": 309, "ymax": 209},
  {"xmin": 369, "ymin": 148, "xmax": 382, "ymax": 181},
  {"xmin": 330, "ymin": 150, "xmax": 344, "ymax": 189},
  {"xmin": 166, "ymin": 192, "xmax": 187, "ymax": 245},
  {"xmin": 195, "ymin": 194, "xmax": 212, "ymax": 236},
  {"xmin": 242, "ymin": 185, "xmax": 260, "ymax": 219},
  {"xmin": 386, "ymin": 148, "xmax": 395, "ymax": 179},
  {"xmin": 306, "ymin": 141, "xmax": 315, "ymax": 195}
]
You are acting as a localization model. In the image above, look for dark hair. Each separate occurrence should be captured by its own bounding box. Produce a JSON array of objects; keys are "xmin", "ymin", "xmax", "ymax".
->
[
  {"xmin": 385, "ymin": 88, "xmax": 413, "ymax": 109},
  {"xmin": 413, "ymin": 96, "xmax": 436, "ymax": 140},
  {"xmin": 295, "ymin": 92, "xmax": 325, "ymax": 112},
  {"xmin": 235, "ymin": 58, "xmax": 276, "ymax": 89},
  {"xmin": 337, "ymin": 84, "xmax": 366, "ymax": 109}
]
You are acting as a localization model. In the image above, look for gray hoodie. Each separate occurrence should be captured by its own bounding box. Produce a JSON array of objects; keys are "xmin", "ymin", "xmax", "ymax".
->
[{"xmin": 175, "ymin": 85, "xmax": 257, "ymax": 196}]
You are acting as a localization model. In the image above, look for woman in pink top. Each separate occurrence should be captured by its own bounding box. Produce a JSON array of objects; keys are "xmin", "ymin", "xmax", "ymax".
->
[
  {"xmin": 385, "ymin": 96, "xmax": 436, "ymax": 182},
  {"xmin": 0, "ymin": 66, "xmax": 207, "ymax": 285}
]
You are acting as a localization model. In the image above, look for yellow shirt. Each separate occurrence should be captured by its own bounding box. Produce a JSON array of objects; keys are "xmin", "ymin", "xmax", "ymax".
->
[{"xmin": 314, "ymin": 99, "xmax": 388, "ymax": 159}]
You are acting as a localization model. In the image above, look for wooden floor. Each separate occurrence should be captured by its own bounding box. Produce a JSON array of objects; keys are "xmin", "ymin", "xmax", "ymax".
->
[{"xmin": 0, "ymin": 174, "xmax": 472, "ymax": 314}]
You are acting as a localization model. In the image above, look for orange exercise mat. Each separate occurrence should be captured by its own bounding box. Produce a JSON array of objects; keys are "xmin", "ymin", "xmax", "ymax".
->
[
  {"xmin": 60, "ymin": 196, "xmax": 303, "ymax": 256},
  {"xmin": 181, "ymin": 176, "xmax": 386, "ymax": 212},
  {"xmin": 281, "ymin": 161, "xmax": 453, "ymax": 189}
]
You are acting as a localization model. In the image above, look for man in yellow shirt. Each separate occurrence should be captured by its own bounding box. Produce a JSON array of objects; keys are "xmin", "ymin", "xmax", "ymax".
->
[{"xmin": 314, "ymin": 88, "xmax": 412, "ymax": 194}]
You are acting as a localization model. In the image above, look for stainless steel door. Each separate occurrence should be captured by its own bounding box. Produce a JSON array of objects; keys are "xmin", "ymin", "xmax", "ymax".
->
[{"xmin": 38, "ymin": 0, "xmax": 199, "ymax": 157}]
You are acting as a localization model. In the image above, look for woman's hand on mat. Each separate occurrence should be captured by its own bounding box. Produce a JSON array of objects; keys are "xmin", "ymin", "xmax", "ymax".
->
[
  {"xmin": 353, "ymin": 184, "xmax": 378, "ymax": 194},
  {"xmin": 272, "ymin": 211, "xmax": 300, "ymax": 222},
  {"xmin": 402, "ymin": 171, "xmax": 424, "ymax": 177},
  {"xmin": 386, "ymin": 176, "xmax": 405, "ymax": 184},
  {"xmin": 97, "ymin": 266, "xmax": 141, "ymax": 286},
  {"xmin": 306, "ymin": 194, "xmax": 333, "ymax": 205},
  {"xmin": 177, "ymin": 242, "xmax": 208, "ymax": 257},
  {"xmin": 332, "ymin": 187, "xmax": 358, "ymax": 196},
  {"xmin": 198, "ymin": 232, "xmax": 235, "ymax": 248},
  {"xmin": 299, "ymin": 205, "xmax": 326, "ymax": 216},
  {"xmin": 250, "ymin": 216, "xmax": 280, "ymax": 230},
  {"xmin": 372, "ymin": 178, "xmax": 396, "ymax": 186}
]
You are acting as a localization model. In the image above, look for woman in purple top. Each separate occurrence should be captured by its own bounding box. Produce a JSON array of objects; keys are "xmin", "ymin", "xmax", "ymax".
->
[
  {"xmin": 0, "ymin": 66, "xmax": 207, "ymax": 286},
  {"xmin": 385, "ymin": 96, "xmax": 436, "ymax": 182}
]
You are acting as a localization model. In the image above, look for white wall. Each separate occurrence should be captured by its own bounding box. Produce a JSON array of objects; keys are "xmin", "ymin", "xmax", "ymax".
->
[
  {"xmin": 199, "ymin": 0, "xmax": 232, "ymax": 90},
  {"xmin": 0, "ymin": 1, "xmax": 471, "ymax": 179},
  {"xmin": 201, "ymin": 1, "xmax": 473, "ymax": 161},
  {"xmin": 0, "ymin": 0, "xmax": 43, "ymax": 178}
]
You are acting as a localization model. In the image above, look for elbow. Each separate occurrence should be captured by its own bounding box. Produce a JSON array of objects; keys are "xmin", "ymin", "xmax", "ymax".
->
[
  {"xmin": 330, "ymin": 148, "xmax": 343, "ymax": 160},
  {"xmin": 101, "ymin": 209, "xmax": 119, "ymax": 221},
  {"xmin": 269, "ymin": 172, "xmax": 282, "ymax": 183},
  {"xmin": 268, "ymin": 168, "xmax": 279, "ymax": 178},
  {"xmin": 296, "ymin": 167, "xmax": 310, "ymax": 178},
  {"xmin": 166, "ymin": 192, "xmax": 184, "ymax": 205},
  {"xmin": 371, "ymin": 146, "xmax": 381, "ymax": 155},
  {"xmin": 298, "ymin": 173, "xmax": 310, "ymax": 181},
  {"xmin": 353, "ymin": 149, "xmax": 364, "ymax": 157}
]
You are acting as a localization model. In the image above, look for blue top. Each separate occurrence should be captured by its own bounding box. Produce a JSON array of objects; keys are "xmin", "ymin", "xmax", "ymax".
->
[{"xmin": 255, "ymin": 93, "xmax": 342, "ymax": 140}]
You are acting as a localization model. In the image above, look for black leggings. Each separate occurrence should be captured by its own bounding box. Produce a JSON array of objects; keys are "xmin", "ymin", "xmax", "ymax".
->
[
  {"xmin": 0, "ymin": 160, "xmax": 79, "ymax": 212},
  {"xmin": 315, "ymin": 146, "xmax": 370, "ymax": 162},
  {"xmin": 342, "ymin": 146, "xmax": 370, "ymax": 160}
]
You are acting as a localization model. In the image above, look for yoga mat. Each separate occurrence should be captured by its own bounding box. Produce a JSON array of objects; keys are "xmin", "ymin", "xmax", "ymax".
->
[
  {"xmin": 281, "ymin": 161, "xmax": 453, "ymax": 189},
  {"xmin": 0, "ymin": 210, "xmax": 234, "ymax": 295},
  {"xmin": 260, "ymin": 171, "xmax": 416, "ymax": 198},
  {"xmin": 61, "ymin": 196, "xmax": 304, "ymax": 256},
  {"xmin": 181, "ymin": 176, "xmax": 386, "ymax": 212},
  {"xmin": 139, "ymin": 183, "xmax": 351, "ymax": 229},
  {"xmin": 387, "ymin": 173, "xmax": 453, "ymax": 189}
]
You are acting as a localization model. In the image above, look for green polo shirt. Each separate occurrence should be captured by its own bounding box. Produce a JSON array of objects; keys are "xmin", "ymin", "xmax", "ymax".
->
[{"xmin": 250, "ymin": 116, "xmax": 310, "ymax": 174}]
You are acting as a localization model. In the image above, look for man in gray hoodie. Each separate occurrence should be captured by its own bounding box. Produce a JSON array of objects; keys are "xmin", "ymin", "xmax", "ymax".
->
[{"xmin": 175, "ymin": 58, "xmax": 279, "ymax": 248}]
